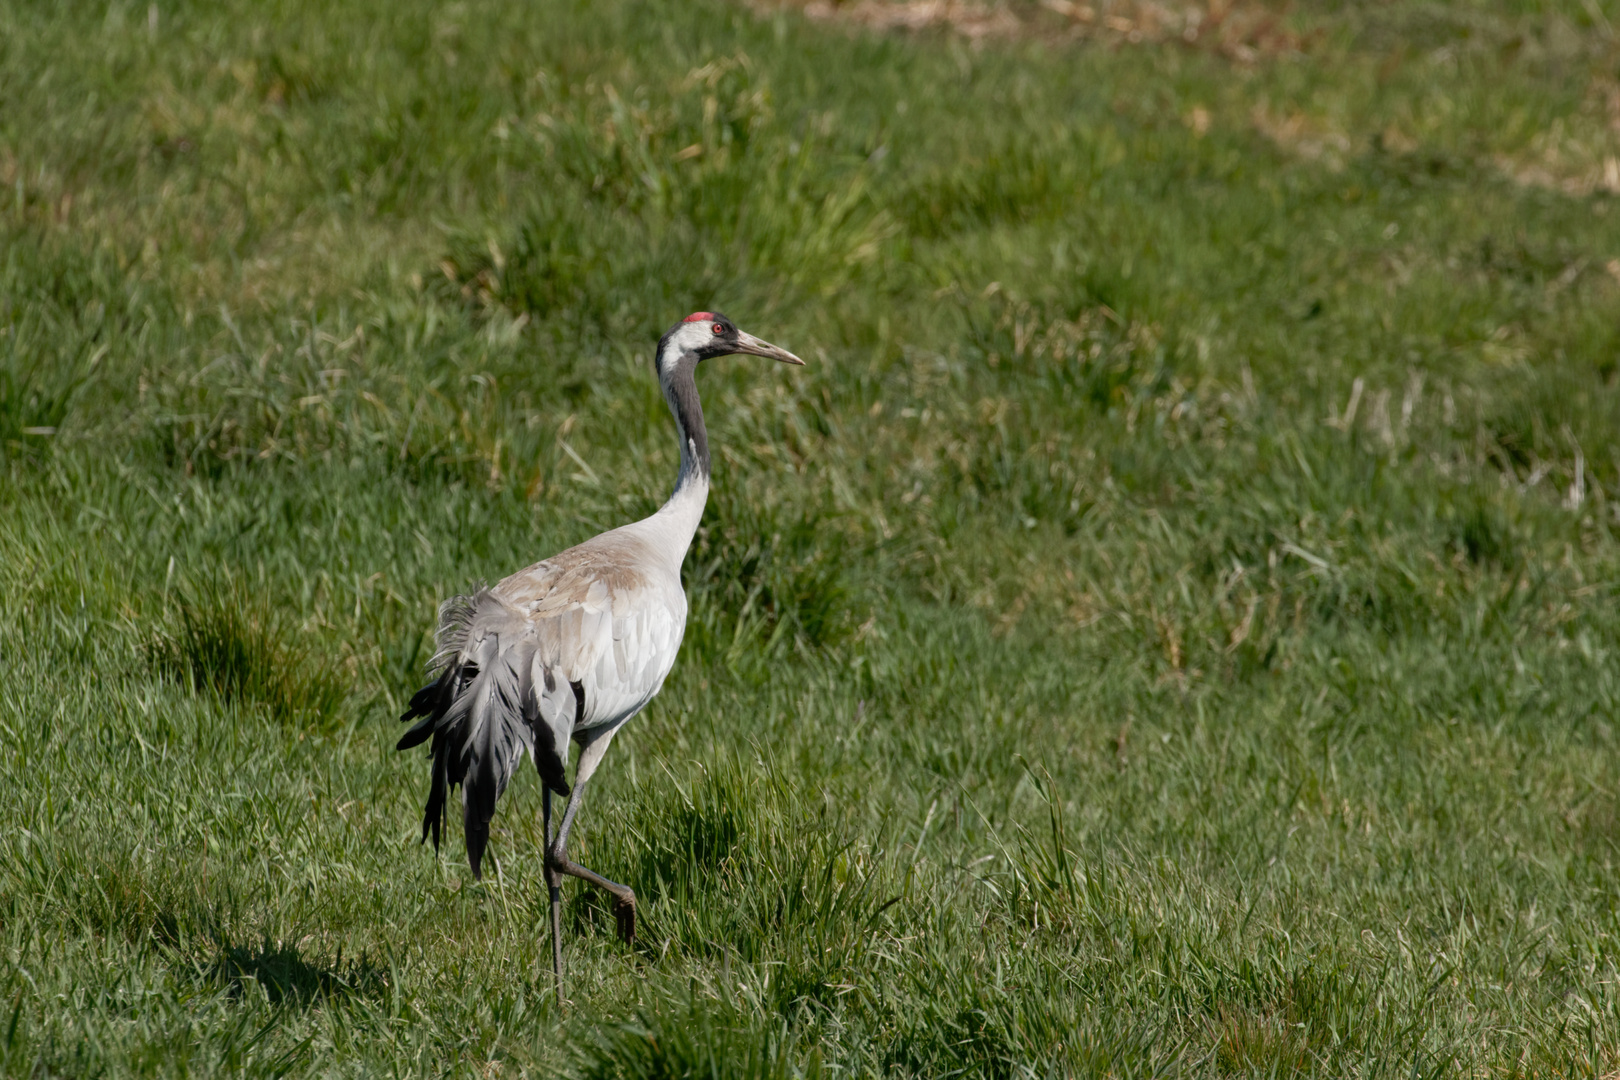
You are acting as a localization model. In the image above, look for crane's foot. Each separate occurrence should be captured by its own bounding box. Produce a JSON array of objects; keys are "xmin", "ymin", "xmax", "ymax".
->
[
  {"xmin": 547, "ymin": 845, "xmax": 637, "ymax": 946},
  {"xmin": 612, "ymin": 892, "xmax": 636, "ymax": 945}
]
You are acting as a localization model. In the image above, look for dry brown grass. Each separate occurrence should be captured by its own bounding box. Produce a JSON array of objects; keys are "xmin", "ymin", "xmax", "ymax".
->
[{"xmin": 754, "ymin": 0, "xmax": 1311, "ymax": 59}]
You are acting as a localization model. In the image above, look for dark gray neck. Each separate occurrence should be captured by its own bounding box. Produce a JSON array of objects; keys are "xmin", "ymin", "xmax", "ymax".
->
[{"xmin": 665, "ymin": 355, "xmax": 709, "ymax": 492}]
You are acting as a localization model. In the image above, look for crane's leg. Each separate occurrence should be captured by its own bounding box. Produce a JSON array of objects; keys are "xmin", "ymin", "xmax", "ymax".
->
[
  {"xmin": 543, "ymin": 787, "xmax": 563, "ymax": 1005},
  {"xmin": 546, "ymin": 727, "xmax": 636, "ymax": 944}
]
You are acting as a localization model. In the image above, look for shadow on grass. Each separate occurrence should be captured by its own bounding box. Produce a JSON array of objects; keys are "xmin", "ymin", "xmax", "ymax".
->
[
  {"xmin": 210, "ymin": 936, "xmax": 386, "ymax": 1007},
  {"xmin": 58, "ymin": 853, "xmax": 383, "ymax": 1008}
]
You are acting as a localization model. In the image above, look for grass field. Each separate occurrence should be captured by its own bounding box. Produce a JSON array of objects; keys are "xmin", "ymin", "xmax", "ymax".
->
[{"xmin": 4, "ymin": 0, "xmax": 1620, "ymax": 1074}]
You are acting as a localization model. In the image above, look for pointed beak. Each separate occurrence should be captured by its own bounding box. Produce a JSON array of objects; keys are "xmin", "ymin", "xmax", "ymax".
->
[{"xmin": 729, "ymin": 330, "xmax": 805, "ymax": 366}]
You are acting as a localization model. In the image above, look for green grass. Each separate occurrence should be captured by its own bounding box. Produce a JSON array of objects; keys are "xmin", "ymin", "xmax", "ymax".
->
[{"xmin": 4, "ymin": 0, "xmax": 1620, "ymax": 1074}]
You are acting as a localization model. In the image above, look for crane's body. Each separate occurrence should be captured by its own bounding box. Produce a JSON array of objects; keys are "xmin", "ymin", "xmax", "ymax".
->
[
  {"xmin": 395, "ymin": 312, "xmax": 802, "ymax": 1001},
  {"xmin": 397, "ymin": 468, "xmax": 704, "ymax": 869}
]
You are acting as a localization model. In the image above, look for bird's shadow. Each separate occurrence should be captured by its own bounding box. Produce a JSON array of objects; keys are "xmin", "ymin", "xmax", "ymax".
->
[{"xmin": 207, "ymin": 936, "xmax": 385, "ymax": 1007}]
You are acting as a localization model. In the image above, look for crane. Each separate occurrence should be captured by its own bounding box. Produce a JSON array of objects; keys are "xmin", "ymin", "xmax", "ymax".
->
[{"xmin": 395, "ymin": 311, "xmax": 804, "ymax": 1001}]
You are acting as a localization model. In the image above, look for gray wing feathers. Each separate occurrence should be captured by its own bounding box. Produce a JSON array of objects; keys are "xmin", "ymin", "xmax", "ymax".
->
[
  {"xmin": 457, "ymin": 630, "xmax": 535, "ymax": 879},
  {"xmin": 431, "ymin": 592, "xmax": 480, "ymax": 670},
  {"xmin": 395, "ymin": 589, "xmax": 571, "ymax": 879},
  {"xmin": 528, "ymin": 655, "xmax": 576, "ymax": 797}
]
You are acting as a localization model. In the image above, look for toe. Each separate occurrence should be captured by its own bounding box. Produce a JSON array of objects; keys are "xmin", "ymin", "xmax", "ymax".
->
[{"xmin": 614, "ymin": 895, "xmax": 637, "ymax": 944}]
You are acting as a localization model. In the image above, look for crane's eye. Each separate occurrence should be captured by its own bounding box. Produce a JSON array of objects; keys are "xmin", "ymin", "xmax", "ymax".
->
[{"xmin": 712, "ymin": 323, "xmax": 724, "ymax": 335}]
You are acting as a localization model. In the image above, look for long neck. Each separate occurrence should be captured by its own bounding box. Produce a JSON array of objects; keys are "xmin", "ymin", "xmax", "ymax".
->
[
  {"xmin": 666, "ymin": 356, "xmax": 710, "ymax": 492},
  {"xmin": 651, "ymin": 355, "xmax": 709, "ymax": 562}
]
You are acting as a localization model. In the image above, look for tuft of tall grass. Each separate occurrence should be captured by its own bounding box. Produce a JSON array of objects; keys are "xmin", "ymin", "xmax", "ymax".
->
[
  {"xmin": 149, "ymin": 574, "xmax": 346, "ymax": 730},
  {"xmin": 0, "ymin": 239, "xmax": 119, "ymax": 452},
  {"xmin": 685, "ymin": 492, "xmax": 858, "ymax": 664},
  {"xmin": 578, "ymin": 996, "xmax": 816, "ymax": 1080}
]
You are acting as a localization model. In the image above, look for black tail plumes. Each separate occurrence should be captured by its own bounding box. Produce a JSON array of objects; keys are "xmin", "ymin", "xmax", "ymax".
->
[
  {"xmin": 396, "ymin": 662, "xmax": 465, "ymax": 855},
  {"xmin": 396, "ymin": 591, "xmax": 574, "ymax": 878}
]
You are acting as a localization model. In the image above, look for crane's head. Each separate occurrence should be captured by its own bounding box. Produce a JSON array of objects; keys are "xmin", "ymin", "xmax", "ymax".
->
[{"xmin": 656, "ymin": 311, "xmax": 805, "ymax": 379}]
